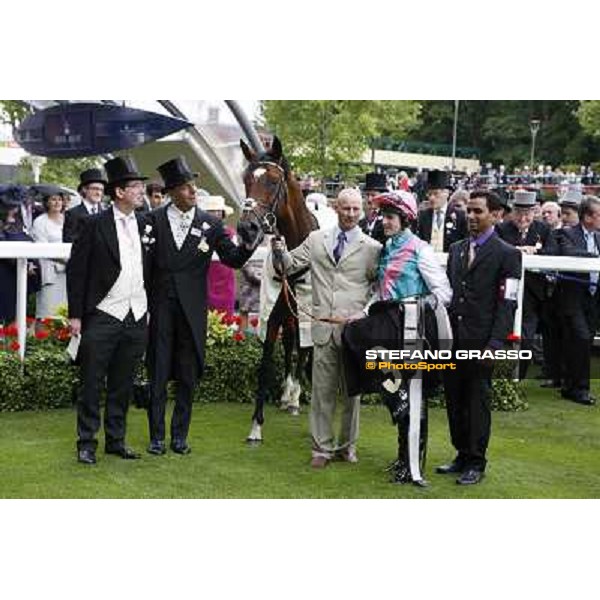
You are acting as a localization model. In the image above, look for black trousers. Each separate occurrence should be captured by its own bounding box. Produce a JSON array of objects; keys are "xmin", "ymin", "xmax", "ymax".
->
[
  {"xmin": 562, "ymin": 294, "xmax": 599, "ymax": 393},
  {"xmin": 147, "ymin": 297, "xmax": 199, "ymax": 442},
  {"xmin": 77, "ymin": 310, "xmax": 147, "ymax": 451},
  {"xmin": 520, "ymin": 286, "xmax": 543, "ymax": 380},
  {"xmin": 541, "ymin": 295, "xmax": 563, "ymax": 383},
  {"xmin": 443, "ymin": 360, "xmax": 493, "ymax": 471}
]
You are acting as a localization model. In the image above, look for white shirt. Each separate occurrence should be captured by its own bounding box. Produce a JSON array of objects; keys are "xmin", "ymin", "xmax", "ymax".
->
[
  {"xmin": 332, "ymin": 224, "xmax": 360, "ymax": 258},
  {"xmin": 167, "ymin": 203, "xmax": 196, "ymax": 250},
  {"xmin": 82, "ymin": 199, "xmax": 101, "ymax": 215},
  {"xmin": 96, "ymin": 207, "xmax": 147, "ymax": 321}
]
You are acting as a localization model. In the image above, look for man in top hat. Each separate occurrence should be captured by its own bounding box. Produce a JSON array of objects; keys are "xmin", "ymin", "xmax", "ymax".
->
[
  {"xmin": 554, "ymin": 195, "xmax": 600, "ymax": 406},
  {"xmin": 358, "ymin": 172, "xmax": 387, "ymax": 245},
  {"xmin": 67, "ymin": 156, "xmax": 150, "ymax": 464},
  {"xmin": 558, "ymin": 188, "xmax": 582, "ymax": 228},
  {"xmin": 63, "ymin": 168, "xmax": 107, "ymax": 243},
  {"xmin": 496, "ymin": 189, "xmax": 558, "ymax": 380},
  {"xmin": 144, "ymin": 156, "xmax": 262, "ymax": 456},
  {"xmin": 417, "ymin": 170, "xmax": 468, "ymax": 252}
]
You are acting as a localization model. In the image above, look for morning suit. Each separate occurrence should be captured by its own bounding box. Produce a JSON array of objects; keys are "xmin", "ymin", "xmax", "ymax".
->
[
  {"xmin": 444, "ymin": 232, "xmax": 522, "ymax": 471},
  {"xmin": 555, "ymin": 224, "xmax": 600, "ymax": 396},
  {"xmin": 417, "ymin": 206, "xmax": 468, "ymax": 252},
  {"xmin": 144, "ymin": 204, "xmax": 253, "ymax": 444},
  {"xmin": 496, "ymin": 219, "xmax": 557, "ymax": 378},
  {"xmin": 67, "ymin": 207, "xmax": 149, "ymax": 452},
  {"xmin": 282, "ymin": 226, "xmax": 381, "ymax": 458},
  {"xmin": 63, "ymin": 202, "xmax": 100, "ymax": 243}
]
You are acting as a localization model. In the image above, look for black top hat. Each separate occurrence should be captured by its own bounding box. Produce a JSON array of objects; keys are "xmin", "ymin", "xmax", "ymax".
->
[
  {"xmin": 157, "ymin": 156, "xmax": 198, "ymax": 191},
  {"xmin": 364, "ymin": 172, "xmax": 388, "ymax": 192},
  {"xmin": 104, "ymin": 156, "xmax": 147, "ymax": 190},
  {"xmin": 426, "ymin": 170, "xmax": 451, "ymax": 190},
  {"xmin": 78, "ymin": 168, "xmax": 108, "ymax": 193}
]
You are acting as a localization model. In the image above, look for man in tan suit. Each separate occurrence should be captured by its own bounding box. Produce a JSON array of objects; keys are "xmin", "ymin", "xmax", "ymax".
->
[{"xmin": 273, "ymin": 188, "xmax": 381, "ymax": 468}]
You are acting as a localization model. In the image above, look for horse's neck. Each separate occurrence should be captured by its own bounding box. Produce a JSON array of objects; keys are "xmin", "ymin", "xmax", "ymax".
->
[{"xmin": 279, "ymin": 183, "xmax": 316, "ymax": 250}]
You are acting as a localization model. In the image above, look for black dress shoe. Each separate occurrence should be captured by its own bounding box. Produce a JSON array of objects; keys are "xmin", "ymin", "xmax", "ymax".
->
[
  {"xmin": 457, "ymin": 469, "xmax": 484, "ymax": 485},
  {"xmin": 147, "ymin": 440, "xmax": 167, "ymax": 455},
  {"xmin": 170, "ymin": 439, "xmax": 191, "ymax": 455},
  {"xmin": 105, "ymin": 446, "xmax": 141, "ymax": 459},
  {"xmin": 78, "ymin": 449, "xmax": 97, "ymax": 465},
  {"xmin": 436, "ymin": 460, "xmax": 464, "ymax": 474},
  {"xmin": 573, "ymin": 392, "xmax": 596, "ymax": 406}
]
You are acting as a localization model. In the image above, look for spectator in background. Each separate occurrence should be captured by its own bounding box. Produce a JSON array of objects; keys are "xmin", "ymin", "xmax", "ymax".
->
[
  {"xmin": 31, "ymin": 185, "xmax": 68, "ymax": 318},
  {"xmin": 239, "ymin": 236, "xmax": 268, "ymax": 333},
  {"xmin": 359, "ymin": 172, "xmax": 387, "ymax": 245},
  {"xmin": 63, "ymin": 168, "xmax": 107, "ymax": 243},
  {"xmin": 448, "ymin": 189, "xmax": 469, "ymax": 213},
  {"xmin": 559, "ymin": 188, "xmax": 582, "ymax": 227},
  {"xmin": 146, "ymin": 182, "xmax": 165, "ymax": 210},
  {"xmin": 199, "ymin": 195, "xmax": 237, "ymax": 314},
  {"xmin": 541, "ymin": 201, "xmax": 561, "ymax": 230},
  {"xmin": 0, "ymin": 185, "xmax": 40, "ymax": 323}
]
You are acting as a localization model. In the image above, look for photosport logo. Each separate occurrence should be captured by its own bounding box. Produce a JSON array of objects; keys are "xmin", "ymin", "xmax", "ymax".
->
[{"xmin": 364, "ymin": 348, "xmax": 533, "ymax": 372}]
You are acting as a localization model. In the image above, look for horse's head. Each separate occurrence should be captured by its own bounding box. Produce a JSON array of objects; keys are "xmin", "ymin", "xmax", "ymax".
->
[{"xmin": 240, "ymin": 135, "xmax": 291, "ymax": 235}]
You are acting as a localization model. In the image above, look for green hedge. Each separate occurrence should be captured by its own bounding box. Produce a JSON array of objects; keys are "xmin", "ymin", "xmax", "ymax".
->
[{"xmin": 0, "ymin": 335, "xmax": 526, "ymax": 413}]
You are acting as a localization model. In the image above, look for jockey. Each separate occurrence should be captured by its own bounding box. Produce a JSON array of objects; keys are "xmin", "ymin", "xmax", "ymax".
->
[{"xmin": 343, "ymin": 190, "xmax": 452, "ymax": 486}]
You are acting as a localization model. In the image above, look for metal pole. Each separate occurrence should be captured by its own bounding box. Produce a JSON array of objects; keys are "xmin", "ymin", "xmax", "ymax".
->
[
  {"xmin": 451, "ymin": 100, "xmax": 460, "ymax": 171},
  {"xmin": 529, "ymin": 119, "xmax": 540, "ymax": 170},
  {"xmin": 224, "ymin": 100, "xmax": 265, "ymax": 154}
]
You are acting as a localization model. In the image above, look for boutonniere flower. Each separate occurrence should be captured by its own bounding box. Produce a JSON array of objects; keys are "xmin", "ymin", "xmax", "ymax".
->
[
  {"xmin": 201, "ymin": 222, "xmax": 211, "ymax": 232},
  {"xmin": 198, "ymin": 237, "xmax": 210, "ymax": 253},
  {"xmin": 141, "ymin": 225, "xmax": 156, "ymax": 246},
  {"xmin": 446, "ymin": 221, "xmax": 455, "ymax": 230}
]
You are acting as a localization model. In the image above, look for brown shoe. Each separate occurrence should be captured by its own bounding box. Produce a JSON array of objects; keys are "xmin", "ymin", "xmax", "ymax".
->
[{"xmin": 310, "ymin": 456, "xmax": 329, "ymax": 469}]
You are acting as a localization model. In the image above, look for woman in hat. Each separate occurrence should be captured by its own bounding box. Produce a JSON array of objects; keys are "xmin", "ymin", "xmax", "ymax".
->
[
  {"xmin": 199, "ymin": 195, "xmax": 237, "ymax": 315},
  {"xmin": 0, "ymin": 185, "xmax": 40, "ymax": 323},
  {"xmin": 31, "ymin": 185, "xmax": 68, "ymax": 318}
]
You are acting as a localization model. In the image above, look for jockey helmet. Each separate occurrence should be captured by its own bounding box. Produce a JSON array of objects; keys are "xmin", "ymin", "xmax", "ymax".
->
[{"xmin": 374, "ymin": 191, "xmax": 418, "ymax": 222}]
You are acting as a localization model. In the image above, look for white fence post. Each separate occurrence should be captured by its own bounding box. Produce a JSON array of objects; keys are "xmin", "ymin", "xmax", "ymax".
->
[{"xmin": 16, "ymin": 258, "xmax": 28, "ymax": 361}]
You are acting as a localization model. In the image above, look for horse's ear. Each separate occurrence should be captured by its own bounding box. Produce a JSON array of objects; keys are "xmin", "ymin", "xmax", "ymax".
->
[
  {"xmin": 271, "ymin": 135, "xmax": 283, "ymax": 161},
  {"xmin": 240, "ymin": 138, "xmax": 255, "ymax": 162}
]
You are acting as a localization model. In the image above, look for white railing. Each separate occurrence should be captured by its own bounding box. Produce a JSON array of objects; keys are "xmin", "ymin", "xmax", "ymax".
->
[{"xmin": 1, "ymin": 241, "xmax": 600, "ymax": 360}]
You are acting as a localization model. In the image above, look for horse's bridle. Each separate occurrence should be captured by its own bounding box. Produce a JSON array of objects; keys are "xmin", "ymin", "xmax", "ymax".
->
[{"xmin": 243, "ymin": 161, "xmax": 287, "ymax": 235}]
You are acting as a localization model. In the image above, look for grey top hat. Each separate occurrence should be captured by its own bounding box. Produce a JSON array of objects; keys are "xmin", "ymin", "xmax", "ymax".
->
[
  {"xmin": 512, "ymin": 189, "xmax": 537, "ymax": 208},
  {"xmin": 558, "ymin": 188, "xmax": 583, "ymax": 207}
]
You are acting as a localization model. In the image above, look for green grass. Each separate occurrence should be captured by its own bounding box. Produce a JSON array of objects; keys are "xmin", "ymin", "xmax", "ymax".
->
[{"xmin": 0, "ymin": 380, "xmax": 599, "ymax": 498}]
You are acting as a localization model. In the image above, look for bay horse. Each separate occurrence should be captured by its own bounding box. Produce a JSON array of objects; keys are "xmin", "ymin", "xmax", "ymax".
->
[{"xmin": 240, "ymin": 135, "xmax": 318, "ymax": 443}]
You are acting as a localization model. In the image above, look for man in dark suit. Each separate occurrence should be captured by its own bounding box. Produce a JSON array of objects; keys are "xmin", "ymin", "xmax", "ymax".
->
[
  {"xmin": 67, "ymin": 157, "xmax": 150, "ymax": 465},
  {"xmin": 145, "ymin": 156, "xmax": 262, "ymax": 455},
  {"xmin": 496, "ymin": 189, "xmax": 557, "ymax": 379},
  {"xmin": 417, "ymin": 170, "xmax": 468, "ymax": 252},
  {"xmin": 554, "ymin": 195, "xmax": 600, "ymax": 406},
  {"xmin": 358, "ymin": 172, "xmax": 387, "ymax": 245},
  {"xmin": 439, "ymin": 190, "xmax": 522, "ymax": 485},
  {"xmin": 63, "ymin": 168, "xmax": 107, "ymax": 243}
]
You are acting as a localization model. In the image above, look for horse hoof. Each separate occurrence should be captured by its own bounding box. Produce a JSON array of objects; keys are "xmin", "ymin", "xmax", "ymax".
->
[
  {"xmin": 246, "ymin": 437, "xmax": 263, "ymax": 444},
  {"xmin": 287, "ymin": 406, "xmax": 300, "ymax": 416}
]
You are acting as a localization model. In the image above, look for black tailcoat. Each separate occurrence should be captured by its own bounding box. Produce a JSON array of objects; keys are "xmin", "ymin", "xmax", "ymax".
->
[
  {"xmin": 63, "ymin": 203, "xmax": 95, "ymax": 243},
  {"xmin": 144, "ymin": 204, "xmax": 252, "ymax": 377},
  {"xmin": 66, "ymin": 208, "xmax": 150, "ymax": 320}
]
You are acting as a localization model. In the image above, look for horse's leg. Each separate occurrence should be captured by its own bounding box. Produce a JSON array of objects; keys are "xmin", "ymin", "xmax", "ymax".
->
[
  {"xmin": 247, "ymin": 305, "xmax": 282, "ymax": 443},
  {"xmin": 281, "ymin": 312, "xmax": 300, "ymax": 415}
]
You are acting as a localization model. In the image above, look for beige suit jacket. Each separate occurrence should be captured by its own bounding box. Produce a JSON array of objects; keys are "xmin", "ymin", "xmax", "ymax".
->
[{"xmin": 282, "ymin": 227, "xmax": 381, "ymax": 345}]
